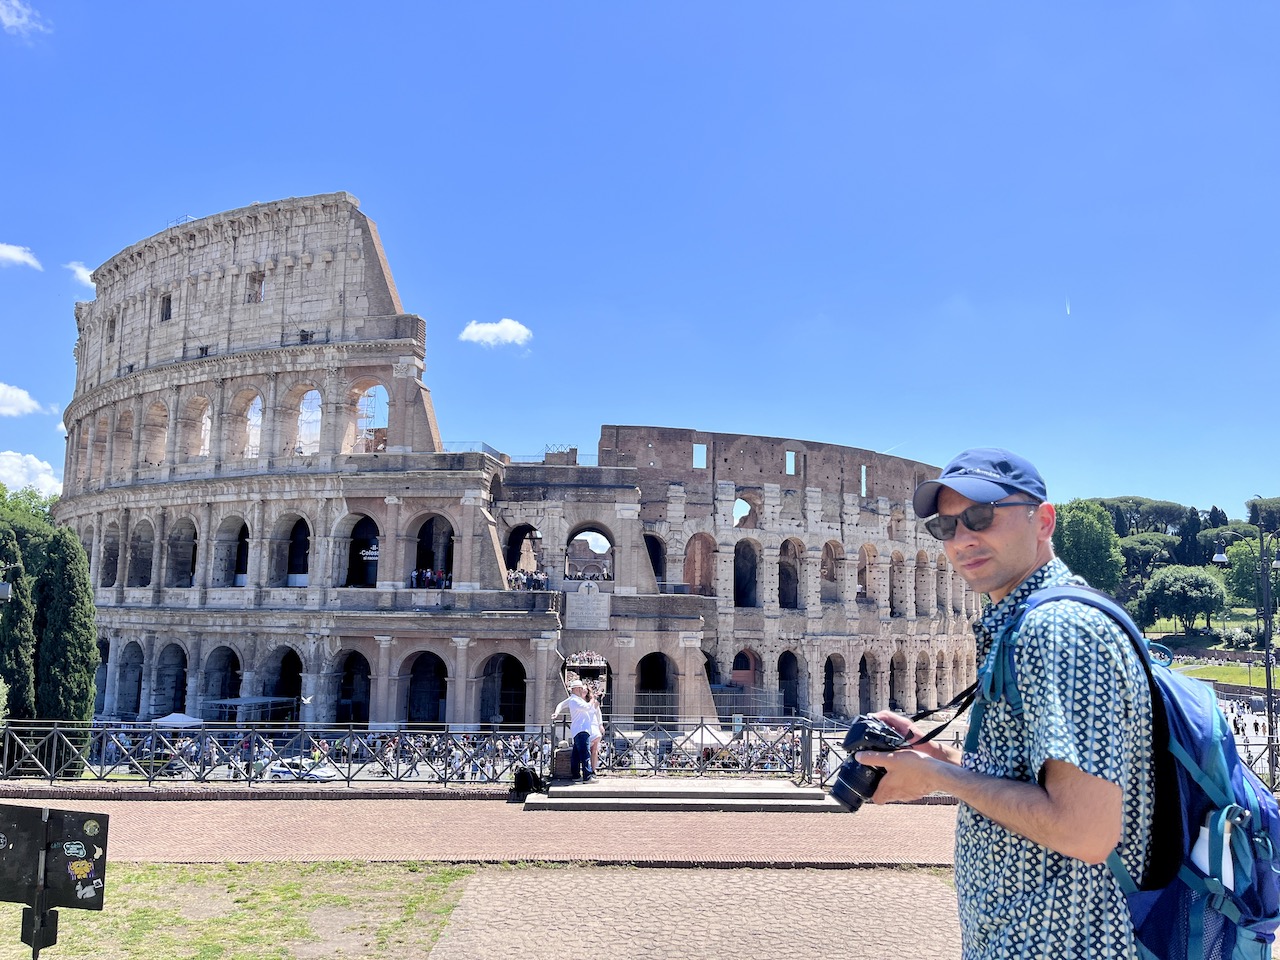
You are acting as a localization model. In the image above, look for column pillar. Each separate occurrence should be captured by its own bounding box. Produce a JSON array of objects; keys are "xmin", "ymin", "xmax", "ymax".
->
[
  {"xmin": 299, "ymin": 672, "xmax": 319, "ymax": 724},
  {"xmin": 448, "ymin": 637, "xmax": 471, "ymax": 728},
  {"xmin": 103, "ymin": 636, "xmax": 121, "ymax": 718},
  {"xmin": 372, "ymin": 636, "xmax": 395, "ymax": 725}
]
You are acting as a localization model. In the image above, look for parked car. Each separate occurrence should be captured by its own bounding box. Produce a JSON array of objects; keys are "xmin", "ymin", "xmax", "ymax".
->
[{"xmin": 266, "ymin": 757, "xmax": 339, "ymax": 781}]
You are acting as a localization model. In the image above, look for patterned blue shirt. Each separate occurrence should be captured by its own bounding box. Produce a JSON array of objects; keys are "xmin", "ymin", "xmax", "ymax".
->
[{"xmin": 955, "ymin": 559, "xmax": 1153, "ymax": 959}]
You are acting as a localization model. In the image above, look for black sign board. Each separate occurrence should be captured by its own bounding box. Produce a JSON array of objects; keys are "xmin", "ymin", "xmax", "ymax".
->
[{"xmin": 0, "ymin": 804, "xmax": 109, "ymax": 958}]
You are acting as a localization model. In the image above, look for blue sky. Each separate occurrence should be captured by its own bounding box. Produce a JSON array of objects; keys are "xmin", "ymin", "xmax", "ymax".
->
[{"xmin": 1, "ymin": 2, "xmax": 1277, "ymax": 517}]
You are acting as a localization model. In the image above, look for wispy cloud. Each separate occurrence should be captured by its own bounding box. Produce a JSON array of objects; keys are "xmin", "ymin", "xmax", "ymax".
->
[
  {"xmin": 0, "ymin": 452, "xmax": 61, "ymax": 496},
  {"xmin": 0, "ymin": 243, "xmax": 42, "ymax": 271},
  {"xmin": 0, "ymin": 383, "xmax": 41, "ymax": 417},
  {"xmin": 64, "ymin": 261, "xmax": 94, "ymax": 288},
  {"xmin": 458, "ymin": 318, "xmax": 533, "ymax": 348},
  {"xmin": 0, "ymin": 0, "xmax": 49, "ymax": 38}
]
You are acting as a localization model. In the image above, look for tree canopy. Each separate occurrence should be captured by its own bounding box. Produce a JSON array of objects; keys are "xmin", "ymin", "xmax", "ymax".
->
[
  {"xmin": 1142, "ymin": 565, "xmax": 1226, "ymax": 635},
  {"xmin": 1053, "ymin": 499, "xmax": 1123, "ymax": 592}
]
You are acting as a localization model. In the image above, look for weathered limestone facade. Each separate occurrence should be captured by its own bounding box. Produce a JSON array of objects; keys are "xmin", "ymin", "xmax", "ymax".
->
[{"xmin": 54, "ymin": 193, "xmax": 978, "ymax": 729}]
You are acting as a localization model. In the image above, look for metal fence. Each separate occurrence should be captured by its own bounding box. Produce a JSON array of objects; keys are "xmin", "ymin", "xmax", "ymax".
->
[
  {"xmin": 7, "ymin": 718, "xmax": 1273, "ymax": 793},
  {"xmin": 0, "ymin": 717, "xmax": 818, "ymax": 787}
]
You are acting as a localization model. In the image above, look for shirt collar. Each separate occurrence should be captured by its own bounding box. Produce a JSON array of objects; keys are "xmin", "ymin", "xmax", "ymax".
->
[{"xmin": 975, "ymin": 557, "xmax": 1073, "ymax": 643}]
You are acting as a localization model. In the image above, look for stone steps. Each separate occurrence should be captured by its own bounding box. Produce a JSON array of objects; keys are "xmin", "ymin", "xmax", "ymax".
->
[{"xmin": 523, "ymin": 777, "xmax": 848, "ymax": 813}]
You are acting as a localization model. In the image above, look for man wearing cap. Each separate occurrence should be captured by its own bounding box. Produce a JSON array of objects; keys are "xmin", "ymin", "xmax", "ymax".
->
[
  {"xmin": 857, "ymin": 448, "xmax": 1152, "ymax": 959},
  {"xmin": 552, "ymin": 680, "xmax": 596, "ymax": 783}
]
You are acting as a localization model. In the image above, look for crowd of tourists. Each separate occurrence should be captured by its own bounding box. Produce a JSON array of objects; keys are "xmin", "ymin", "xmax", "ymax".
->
[{"xmin": 506, "ymin": 569, "xmax": 548, "ymax": 590}]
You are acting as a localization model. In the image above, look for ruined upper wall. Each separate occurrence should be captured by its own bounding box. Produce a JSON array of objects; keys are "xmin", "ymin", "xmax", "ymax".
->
[
  {"xmin": 72, "ymin": 193, "xmax": 411, "ymax": 391},
  {"xmin": 598, "ymin": 425, "xmax": 940, "ymax": 519}
]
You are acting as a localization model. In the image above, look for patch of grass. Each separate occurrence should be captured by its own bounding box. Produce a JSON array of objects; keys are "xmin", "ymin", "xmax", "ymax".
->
[{"xmin": 0, "ymin": 862, "xmax": 472, "ymax": 960}]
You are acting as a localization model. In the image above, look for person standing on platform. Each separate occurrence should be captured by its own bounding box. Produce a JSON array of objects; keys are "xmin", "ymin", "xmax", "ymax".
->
[{"xmin": 552, "ymin": 679, "xmax": 595, "ymax": 782}]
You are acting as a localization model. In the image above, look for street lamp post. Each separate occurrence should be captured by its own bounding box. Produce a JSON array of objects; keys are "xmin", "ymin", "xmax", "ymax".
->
[{"xmin": 1214, "ymin": 525, "xmax": 1280, "ymax": 782}]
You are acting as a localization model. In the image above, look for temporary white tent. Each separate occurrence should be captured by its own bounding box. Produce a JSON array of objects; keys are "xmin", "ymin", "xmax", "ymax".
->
[{"xmin": 149, "ymin": 712, "xmax": 204, "ymax": 727}]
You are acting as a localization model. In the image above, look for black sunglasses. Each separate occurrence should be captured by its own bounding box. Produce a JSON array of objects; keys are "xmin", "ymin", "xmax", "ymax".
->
[{"xmin": 924, "ymin": 501, "xmax": 1042, "ymax": 541}]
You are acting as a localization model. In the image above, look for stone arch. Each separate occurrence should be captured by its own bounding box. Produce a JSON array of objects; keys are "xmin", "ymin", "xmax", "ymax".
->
[
  {"xmin": 733, "ymin": 492, "xmax": 760, "ymax": 529},
  {"xmin": 339, "ymin": 514, "xmax": 380, "ymax": 587},
  {"xmin": 334, "ymin": 650, "xmax": 371, "ymax": 724},
  {"xmin": 935, "ymin": 651, "xmax": 951, "ymax": 707},
  {"xmin": 733, "ymin": 539, "xmax": 761, "ymax": 608},
  {"xmin": 203, "ymin": 645, "xmax": 243, "ymax": 713},
  {"xmin": 643, "ymin": 533, "xmax": 667, "ymax": 585},
  {"xmin": 777, "ymin": 650, "xmax": 801, "ymax": 716},
  {"xmin": 165, "ymin": 517, "xmax": 198, "ymax": 588},
  {"xmin": 211, "ymin": 516, "xmax": 250, "ymax": 588},
  {"xmin": 116, "ymin": 641, "xmax": 145, "ymax": 718},
  {"xmin": 820, "ymin": 540, "xmax": 844, "ymax": 603},
  {"xmin": 89, "ymin": 414, "xmax": 109, "ymax": 483},
  {"xmin": 111, "ymin": 408, "xmax": 134, "ymax": 481},
  {"xmin": 477, "ymin": 652, "xmax": 528, "ymax": 727},
  {"xmin": 683, "ymin": 533, "xmax": 716, "ymax": 597},
  {"xmin": 823, "ymin": 654, "xmax": 847, "ymax": 718},
  {"xmin": 488, "ymin": 473, "xmax": 503, "ymax": 504},
  {"xmin": 504, "ymin": 523, "xmax": 543, "ymax": 578},
  {"xmin": 177, "ymin": 393, "xmax": 212, "ymax": 462},
  {"xmin": 100, "ymin": 521, "xmax": 120, "ymax": 588},
  {"xmin": 778, "ymin": 538, "xmax": 804, "ymax": 609},
  {"xmin": 635, "ymin": 652, "xmax": 678, "ymax": 723},
  {"xmin": 151, "ymin": 642, "xmax": 189, "ymax": 717},
  {"xmin": 279, "ymin": 383, "xmax": 323, "ymax": 457},
  {"xmin": 404, "ymin": 651, "xmax": 448, "ymax": 724},
  {"xmin": 857, "ymin": 544, "xmax": 876, "ymax": 602},
  {"xmin": 731, "ymin": 648, "xmax": 764, "ymax": 688},
  {"xmin": 139, "ymin": 399, "xmax": 168, "ymax": 466},
  {"xmin": 565, "ymin": 524, "xmax": 614, "ymax": 581},
  {"xmin": 225, "ymin": 388, "xmax": 263, "ymax": 459},
  {"xmin": 343, "ymin": 380, "xmax": 390, "ymax": 454},
  {"xmin": 126, "ymin": 519, "xmax": 155, "ymax": 587},
  {"xmin": 258, "ymin": 645, "xmax": 304, "ymax": 723},
  {"xmin": 413, "ymin": 515, "xmax": 455, "ymax": 586},
  {"xmin": 268, "ymin": 514, "xmax": 312, "ymax": 587}
]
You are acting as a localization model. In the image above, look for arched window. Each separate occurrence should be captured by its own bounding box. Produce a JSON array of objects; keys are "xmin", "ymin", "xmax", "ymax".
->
[
  {"xmin": 733, "ymin": 540, "xmax": 759, "ymax": 607},
  {"xmin": 478, "ymin": 654, "xmax": 527, "ymax": 727},
  {"xmin": 345, "ymin": 516, "xmax": 380, "ymax": 587},
  {"xmin": 683, "ymin": 533, "xmax": 716, "ymax": 597},
  {"xmin": 111, "ymin": 410, "xmax": 134, "ymax": 481},
  {"xmin": 140, "ymin": 400, "xmax": 168, "ymax": 466},
  {"xmin": 778, "ymin": 540, "xmax": 801, "ymax": 609},
  {"xmin": 178, "ymin": 396, "xmax": 212, "ymax": 462},
  {"xmin": 127, "ymin": 520, "xmax": 155, "ymax": 587},
  {"xmin": 166, "ymin": 518, "xmax": 198, "ymax": 588},
  {"xmin": 100, "ymin": 522, "xmax": 120, "ymax": 587},
  {"xmin": 211, "ymin": 519, "xmax": 249, "ymax": 588},
  {"xmin": 294, "ymin": 389, "xmax": 322, "ymax": 455},
  {"xmin": 406, "ymin": 653, "xmax": 448, "ymax": 724},
  {"xmin": 347, "ymin": 383, "xmax": 389, "ymax": 454},
  {"xmin": 414, "ymin": 516, "xmax": 454, "ymax": 587},
  {"xmin": 644, "ymin": 534, "xmax": 667, "ymax": 586},
  {"xmin": 820, "ymin": 541, "xmax": 843, "ymax": 603},
  {"xmin": 336, "ymin": 652, "xmax": 371, "ymax": 724},
  {"xmin": 635, "ymin": 653, "xmax": 677, "ymax": 724},
  {"xmin": 225, "ymin": 390, "xmax": 262, "ymax": 459},
  {"xmin": 565, "ymin": 527, "xmax": 614, "ymax": 581}
]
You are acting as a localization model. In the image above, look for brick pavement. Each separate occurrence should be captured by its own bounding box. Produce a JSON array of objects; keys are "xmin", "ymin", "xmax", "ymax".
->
[{"xmin": 0, "ymin": 789, "xmax": 964, "ymax": 958}]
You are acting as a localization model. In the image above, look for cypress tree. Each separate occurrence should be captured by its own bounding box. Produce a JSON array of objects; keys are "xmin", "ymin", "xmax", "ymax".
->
[
  {"xmin": 34, "ymin": 527, "xmax": 98, "ymax": 721},
  {"xmin": 0, "ymin": 524, "xmax": 37, "ymax": 719}
]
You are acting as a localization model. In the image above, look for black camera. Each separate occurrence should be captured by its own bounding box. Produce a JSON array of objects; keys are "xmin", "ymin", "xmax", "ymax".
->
[{"xmin": 829, "ymin": 715, "xmax": 909, "ymax": 812}]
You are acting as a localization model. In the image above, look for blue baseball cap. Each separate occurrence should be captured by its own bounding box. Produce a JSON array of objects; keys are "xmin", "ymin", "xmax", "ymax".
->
[{"xmin": 912, "ymin": 448, "xmax": 1047, "ymax": 518}]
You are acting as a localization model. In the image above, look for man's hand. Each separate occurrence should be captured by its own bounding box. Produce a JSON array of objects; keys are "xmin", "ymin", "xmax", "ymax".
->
[{"xmin": 855, "ymin": 746, "xmax": 948, "ymax": 804}]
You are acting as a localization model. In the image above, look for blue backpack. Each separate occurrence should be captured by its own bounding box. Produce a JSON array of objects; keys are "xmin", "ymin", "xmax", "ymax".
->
[{"xmin": 971, "ymin": 584, "xmax": 1280, "ymax": 960}]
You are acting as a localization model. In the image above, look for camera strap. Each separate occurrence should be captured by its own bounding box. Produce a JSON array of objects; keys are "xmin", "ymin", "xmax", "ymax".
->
[{"xmin": 903, "ymin": 680, "xmax": 980, "ymax": 747}]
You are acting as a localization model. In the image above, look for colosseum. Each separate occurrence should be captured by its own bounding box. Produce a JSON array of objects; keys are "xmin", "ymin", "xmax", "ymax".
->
[{"xmin": 54, "ymin": 192, "xmax": 979, "ymax": 732}]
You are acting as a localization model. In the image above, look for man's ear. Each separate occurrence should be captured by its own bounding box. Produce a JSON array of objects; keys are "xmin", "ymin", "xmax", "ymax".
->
[{"xmin": 1037, "ymin": 501, "xmax": 1056, "ymax": 542}]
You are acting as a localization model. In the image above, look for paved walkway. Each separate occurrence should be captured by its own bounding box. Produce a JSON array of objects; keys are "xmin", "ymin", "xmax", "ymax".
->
[{"xmin": 0, "ymin": 787, "xmax": 964, "ymax": 958}]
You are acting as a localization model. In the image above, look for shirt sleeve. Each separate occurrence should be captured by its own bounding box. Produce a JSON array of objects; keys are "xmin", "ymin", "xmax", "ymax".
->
[
  {"xmin": 1014, "ymin": 602, "xmax": 1138, "ymax": 786},
  {"xmin": 553, "ymin": 698, "xmax": 570, "ymax": 716}
]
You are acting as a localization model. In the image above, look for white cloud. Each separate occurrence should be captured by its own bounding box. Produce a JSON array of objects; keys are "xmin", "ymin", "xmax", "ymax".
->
[
  {"xmin": 0, "ymin": 0, "xmax": 49, "ymax": 37},
  {"xmin": 0, "ymin": 452, "xmax": 61, "ymax": 496},
  {"xmin": 0, "ymin": 383, "xmax": 41, "ymax": 417},
  {"xmin": 0, "ymin": 243, "xmax": 42, "ymax": 271},
  {"xmin": 64, "ymin": 261, "xmax": 94, "ymax": 288},
  {"xmin": 458, "ymin": 318, "xmax": 533, "ymax": 348}
]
